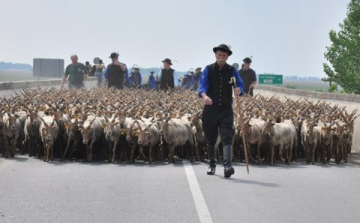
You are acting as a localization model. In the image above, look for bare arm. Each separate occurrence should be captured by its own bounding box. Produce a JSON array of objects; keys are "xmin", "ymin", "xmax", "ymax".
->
[
  {"xmin": 250, "ymin": 81, "xmax": 257, "ymax": 89},
  {"xmin": 60, "ymin": 74, "xmax": 67, "ymax": 88},
  {"xmin": 114, "ymin": 61, "xmax": 127, "ymax": 72},
  {"xmin": 96, "ymin": 64, "xmax": 105, "ymax": 69}
]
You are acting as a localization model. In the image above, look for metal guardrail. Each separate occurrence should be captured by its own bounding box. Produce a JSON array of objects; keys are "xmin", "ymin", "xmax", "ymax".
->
[
  {"xmin": 256, "ymin": 85, "xmax": 360, "ymax": 103},
  {"xmin": 0, "ymin": 77, "xmax": 97, "ymax": 91}
]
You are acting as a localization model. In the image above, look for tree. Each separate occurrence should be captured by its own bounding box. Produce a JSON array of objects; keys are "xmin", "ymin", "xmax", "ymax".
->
[{"xmin": 323, "ymin": 0, "xmax": 360, "ymax": 94}]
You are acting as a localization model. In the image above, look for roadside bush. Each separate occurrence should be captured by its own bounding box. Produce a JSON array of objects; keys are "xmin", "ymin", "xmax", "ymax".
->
[{"xmin": 286, "ymin": 85, "xmax": 297, "ymax": 89}]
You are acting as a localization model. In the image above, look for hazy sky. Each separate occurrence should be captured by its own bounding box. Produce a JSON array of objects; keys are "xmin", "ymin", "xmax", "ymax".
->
[{"xmin": 0, "ymin": 0, "xmax": 349, "ymax": 77}]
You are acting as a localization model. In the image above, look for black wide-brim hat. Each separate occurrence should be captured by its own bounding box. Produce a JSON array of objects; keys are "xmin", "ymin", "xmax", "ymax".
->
[
  {"xmin": 162, "ymin": 58, "xmax": 172, "ymax": 65},
  {"xmin": 243, "ymin": 57, "xmax": 252, "ymax": 64},
  {"xmin": 213, "ymin": 44, "xmax": 232, "ymax": 56},
  {"xmin": 109, "ymin": 52, "xmax": 119, "ymax": 58}
]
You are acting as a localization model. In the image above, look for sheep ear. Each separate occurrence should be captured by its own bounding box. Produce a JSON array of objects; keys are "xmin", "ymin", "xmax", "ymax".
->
[{"xmin": 166, "ymin": 117, "xmax": 171, "ymax": 123}]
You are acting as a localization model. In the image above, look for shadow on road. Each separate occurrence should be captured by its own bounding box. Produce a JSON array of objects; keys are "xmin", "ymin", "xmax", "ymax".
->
[
  {"xmin": 5, "ymin": 153, "xmax": 360, "ymax": 169},
  {"xmin": 231, "ymin": 159, "xmax": 358, "ymax": 169},
  {"xmin": 348, "ymin": 153, "xmax": 360, "ymax": 167},
  {"xmin": 47, "ymin": 159, "xmax": 187, "ymax": 168},
  {"xmin": 219, "ymin": 176, "xmax": 280, "ymax": 188},
  {"xmin": 10, "ymin": 156, "xmax": 29, "ymax": 162}
]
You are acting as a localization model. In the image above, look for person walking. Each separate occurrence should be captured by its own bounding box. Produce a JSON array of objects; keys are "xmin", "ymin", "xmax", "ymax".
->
[
  {"xmin": 159, "ymin": 58, "xmax": 175, "ymax": 91},
  {"xmin": 95, "ymin": 59, "xmax": 105, "ymax": 86},
  {"xmin": 148, "ymin": 71, "xmax": 157, "ymax": 90},
  {"xmin": 198, "ymin": 44, "xmax": 244, "ymax": 178},
  {"xmin": 239, "ymin": 57, "xmax": 257, "ymax": 96},
  {"xmin": 61, "ymin": 54, "xmax": 88, "ymax": 89},
  {"xmin": 193, "ymin": 67, "xmax": 203, "ymax": 90},
  {"xmin": 104, "ymin": 52, "xmax": 129, "ymax": 89},
  {"xmin": 129, "ymin": 65, "xmax": 142, "ymax": 88}
]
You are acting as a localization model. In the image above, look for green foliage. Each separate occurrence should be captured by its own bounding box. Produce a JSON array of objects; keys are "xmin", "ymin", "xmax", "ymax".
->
[
  {"xmin": 323, "ymin": 0, "xmax": 360, "ymax": 94},
  {"xmin": 315, "ymin": 88, "xmax": 323, "ymax": 92},
  {"xmin": 285, "ymin": 85, "xmax": 297, "ymax": 89},
  {"xmin": 328, "ymin": 84, "xmax": 337, "ymax": 93}
]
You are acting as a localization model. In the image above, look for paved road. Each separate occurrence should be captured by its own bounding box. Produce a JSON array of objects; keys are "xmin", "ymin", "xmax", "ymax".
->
[
  {"xmin": 1, "ymin": 84, "xmax": 360, "ymax": 222},
  {"xmin": 1, "ymin": 154, "xmax": 360, "ymax": 223}
]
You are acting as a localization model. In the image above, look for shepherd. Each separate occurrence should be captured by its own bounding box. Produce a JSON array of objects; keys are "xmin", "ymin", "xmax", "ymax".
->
[
  {"xmin": 103, "ymin": 52, "xmax": 129, "ymax": 89},
  {"xmin": 159, "ymin": 58, "xmax": 175, "ymax": 91},
  {"xmin": 198, "ymin": 44, "xmax": 244, "ymax": 178}
]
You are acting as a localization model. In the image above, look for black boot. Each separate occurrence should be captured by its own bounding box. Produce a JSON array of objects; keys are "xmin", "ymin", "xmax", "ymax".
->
[
  {"xmin": 223, "ymin": 145, "xmax": 235, "ymax": 178},
  {"xmin": 207, "ymin": 145, "xmax": 216, "ymax": 175},
  {"xmin": 224, "ymin": 163, "xmax": 235, "ymax": 178},
  {"xmin": 207, "ymin": 160, "xmax": 216, "ymax": 175}
]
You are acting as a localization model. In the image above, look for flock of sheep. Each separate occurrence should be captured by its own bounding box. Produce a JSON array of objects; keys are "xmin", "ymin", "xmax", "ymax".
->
[{"xmin": 0, "ymin": 87, "xmax": 358, "ymax": 166}]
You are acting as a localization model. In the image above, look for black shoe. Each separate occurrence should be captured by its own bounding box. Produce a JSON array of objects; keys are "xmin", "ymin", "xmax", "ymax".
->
[
  {"xmin": 207, "ymin": 164, "xmax": 216, "ymax": 175},
  {"xmin": 224, "ymin": 166, "xmax": 235, "ymax": 178}
]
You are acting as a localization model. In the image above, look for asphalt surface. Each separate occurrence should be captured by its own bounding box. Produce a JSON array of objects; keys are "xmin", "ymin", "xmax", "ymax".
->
[
  {"xmin": 1, "ymin": 154, "xmax": 360, "ymax": 223},
  {"xmin": 2, "ymin": 83, "xmax": 360, "ymax": 222}
]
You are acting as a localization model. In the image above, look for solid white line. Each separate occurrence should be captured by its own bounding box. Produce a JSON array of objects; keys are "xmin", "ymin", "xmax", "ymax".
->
[{"xmin": 183, "ymin": 162, "xmax": 214, "ymax": 223}]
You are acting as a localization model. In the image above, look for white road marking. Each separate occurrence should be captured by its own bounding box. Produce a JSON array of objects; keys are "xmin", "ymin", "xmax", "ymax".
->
[{"xmin": 183, "ymin": 162, "xmax": 213, "ymax": 223}]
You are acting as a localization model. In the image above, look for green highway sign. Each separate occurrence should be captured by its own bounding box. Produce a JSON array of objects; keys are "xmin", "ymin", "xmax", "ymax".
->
[{"xmin": 258, "ymin": 74, "xmax": 283, "ymax": 85}]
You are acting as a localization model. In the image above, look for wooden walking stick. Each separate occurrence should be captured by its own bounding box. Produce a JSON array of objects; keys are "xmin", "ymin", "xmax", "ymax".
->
[{"xmin": 231, "ymin": 77, "xmax": 249, "ymax": 174}]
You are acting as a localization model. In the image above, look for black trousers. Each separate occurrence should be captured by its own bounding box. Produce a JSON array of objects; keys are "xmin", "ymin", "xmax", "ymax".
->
[
  {"xmin": 249, "ymin": 88, "xmax": 254, "ymax": 96},
  {"xmin": 202, "ymin": 105, "xmax": 234, "ymax": 146},
  {"xmin": 108, "ymin": 83, "xmax": 123, "ymax": 89}
]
